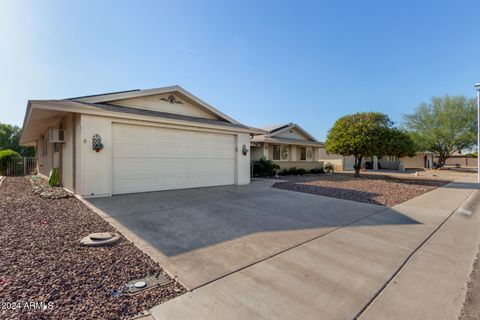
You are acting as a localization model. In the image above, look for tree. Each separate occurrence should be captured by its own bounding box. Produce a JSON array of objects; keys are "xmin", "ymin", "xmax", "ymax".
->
[
  {"xmin": 403, "ymin": 95, "xmax": 477, "ymax": 166},
  {"xmin": 0, "ymin": 122, "xmax": 35, "ymax": 157},
  {"xmin": 383, "ymin": 128, "xmax": 417, "ymax": 159},
  {"xmin": 324, "ymin": 112, "xmax": 393, "ymax": 177}
]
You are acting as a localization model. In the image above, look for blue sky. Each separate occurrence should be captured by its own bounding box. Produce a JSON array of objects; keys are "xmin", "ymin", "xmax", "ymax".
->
[{"xmin": 1, "ymin": 0, "xmax": 479, "ymax": 141}]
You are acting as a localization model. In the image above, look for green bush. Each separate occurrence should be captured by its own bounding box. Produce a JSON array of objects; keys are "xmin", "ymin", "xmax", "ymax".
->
[
  {"xmin": 324, "ymin": 162, "xmax": 334, "ymax": 173},
  {"xmin": 279, "ymin": 167, "xmax": 308, "ymax": 176},
  {"xmin": 308, "ymin": 167, "xmax": 325, "ymax": 174},
  {"xmin": 0, "ymin": 149, "xmax": 21, "ymax": 175},
  {"xmin": 252, "ymin": 157, "xmax": 280, "ymax": 177}
]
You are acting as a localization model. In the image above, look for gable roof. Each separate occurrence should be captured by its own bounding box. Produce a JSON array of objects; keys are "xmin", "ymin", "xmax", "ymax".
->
[
  {"xmin": 20, "ymin": 86, "xmax": 265, "ymax": 145},
  {"xmin": 69, "ymin": 85, "xmax": 240, "ymax": 125},
  {"xmin": 251, "ymin": 123, "xmax": 322, "ymax": 146}
]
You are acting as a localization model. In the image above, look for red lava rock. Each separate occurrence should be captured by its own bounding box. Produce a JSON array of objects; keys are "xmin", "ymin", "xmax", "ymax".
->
[
  {"xmin": 272, "ymin": 172, "xmax": 451, "ymax": 207},
  {"xmin": 0, "ymin": 177, "xmax": 186, "ymax": 320}
]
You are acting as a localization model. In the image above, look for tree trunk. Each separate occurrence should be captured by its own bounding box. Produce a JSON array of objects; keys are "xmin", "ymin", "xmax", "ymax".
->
[{"xmin": 354, "ymin": 155, "xmax": 363, "ymax": 177}]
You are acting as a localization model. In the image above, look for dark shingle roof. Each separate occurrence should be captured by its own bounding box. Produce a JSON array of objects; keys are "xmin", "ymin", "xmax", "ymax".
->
[
  {"xmin": 69, "ymin": 100, "xmax": 249, "ymax": 129},
  {"xmin": 66, "ymin": 89, "xmax": 140, "ymax": 100}
]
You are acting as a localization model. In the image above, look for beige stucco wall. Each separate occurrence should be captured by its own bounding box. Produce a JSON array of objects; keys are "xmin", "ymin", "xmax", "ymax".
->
[
  {"xmin": 37, "ymin": 135, "xmax": 53, "ymax": 177},
  {"xmin": 36, "ymin": 121, "xmax": 64, "ymax": 178},
  {"xmin": 78, "ymin": 114, "xmax": 112, "ymax": 197},
  {"xmin": 250, "ymin": 144, "xmax": 264, "ymax": 161},
  {"xmin": 440, "ymin": 156, "xmax": 478, "ymax": 168},
  {"xmin": 236, "ymin": 133, "xmax": 251, "ymax": 185},
  {"xmin": 318, "ymin": 148, "xmax": 345, "ymax": 171},
  {"xmin": 401, "ymin": 154, "xmax": 433, "ymax": 169}
]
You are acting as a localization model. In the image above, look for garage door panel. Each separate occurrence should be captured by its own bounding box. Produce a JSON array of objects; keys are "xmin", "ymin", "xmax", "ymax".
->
[{"xmin": 112, "ymin": 124, "xmax": 236, "ymax": 194}]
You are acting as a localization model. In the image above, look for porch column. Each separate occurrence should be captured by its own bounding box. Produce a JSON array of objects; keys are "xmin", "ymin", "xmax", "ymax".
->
[
  {"xmin": 262, "ymin": 143, "xmax": 269, "ymax": 159},
  {"xmin": 291, "ymin": 146, "xmax": 297, "ymax": 161}
]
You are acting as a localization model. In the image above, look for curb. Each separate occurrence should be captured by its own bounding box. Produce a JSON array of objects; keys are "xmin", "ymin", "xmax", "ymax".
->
[{"xmin": 455, "ymin": 190, "xmax": 480, "ymax": 216}]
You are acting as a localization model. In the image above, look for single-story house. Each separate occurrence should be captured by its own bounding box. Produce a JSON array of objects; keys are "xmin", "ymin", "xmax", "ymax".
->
[
  {"xmin": 250, "ymin": 123, "xmax": 324, "ymax": 170},
  {"xmin": 20, "ymin": 86, "xmax": 262, "ymax": 197},
  {"xmin": 318, "ymin": 149, "xmax": 434, "ymax": 171}
]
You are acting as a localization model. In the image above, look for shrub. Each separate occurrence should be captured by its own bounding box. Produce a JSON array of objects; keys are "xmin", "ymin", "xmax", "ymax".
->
[
  {"xmin": 252, "ymin": 157, "xmax": 280, "ymax": 177},
  {"xmin": 0, "ymin": 149, "xmax": 21, "ymax": 175},
  {"xmin": 279, "ymin": 167, "xmax": 307, "ymax": 176},
  {"xmin": 309, "ymin": 167, "xmax": 325, "ymax": 174},
  {"xmin": 324, "ymin": 162, "xmax": 334, "ymax": 173}
]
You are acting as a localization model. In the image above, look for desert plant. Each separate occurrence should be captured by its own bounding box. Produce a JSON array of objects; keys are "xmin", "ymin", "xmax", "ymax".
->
[
  {"xmin": 324, "ymin": 162, "xmax": 334, "ymax": 173},
  {"xmin": 0, "ymin": 149, "xmax": 21, "ymax": 175},
  {"xmin": 403, "ymin": 95, "xmax": 477, "ymax": 166},
  {"xmin": 48, "ymin": 168, "xmax": 60, "ymax": 186},
  {"xmin": 252, "ymin": 157, "xmax": 279, "ymax": 177}
]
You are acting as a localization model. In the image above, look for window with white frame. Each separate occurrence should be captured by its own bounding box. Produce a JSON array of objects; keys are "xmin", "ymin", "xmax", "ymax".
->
[
  {"xmin": 273, "ymin": 145, "xmax": 280, "ymax": 160},
  {"xmin": 299, "ymin": 147, "xmax": 306, "ymax": 160},
  {"xmin": 273, "ymin": 145, "xmax": 289, "ymax": 160},
  {"xmin": 306, "ymin": 147, "xmax": 313, "ymax": 160}
]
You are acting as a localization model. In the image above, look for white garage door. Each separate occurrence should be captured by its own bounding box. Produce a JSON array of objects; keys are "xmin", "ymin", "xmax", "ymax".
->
[{"xmin": 112, "ymin": 123, "xmax": 236, "ymax": 194}]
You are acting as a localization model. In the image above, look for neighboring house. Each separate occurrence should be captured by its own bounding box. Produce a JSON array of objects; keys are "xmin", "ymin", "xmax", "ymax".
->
[
  {"xmin": 250, "ymin": 123, "xmax": 324, "ymax": 170},
  {"xmin": 318, "ymin": 149, "xmax": 434, "ymax": 171},
  {"xmin": 20, "ymin": 86, "xmax": 262, "ymax": 197}
]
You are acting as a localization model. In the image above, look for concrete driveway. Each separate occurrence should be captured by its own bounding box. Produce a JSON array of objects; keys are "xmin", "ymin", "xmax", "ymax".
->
[{"xmin": 87, "ymin": 179, "xmax": 413, "ymax": 289}]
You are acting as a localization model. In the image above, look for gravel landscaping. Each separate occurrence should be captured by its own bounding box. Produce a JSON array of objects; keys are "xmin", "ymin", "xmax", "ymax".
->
[
  {"xmin": 460, "ymin": 247, "xmax": 480, "ymax": 320},
  {"xmin": 0, "ymin": 176, "xmax": 185, "ymax": 320},
  {"xmin": 272, "ymin": 172, "xmax": 451, "ymax": 207}
]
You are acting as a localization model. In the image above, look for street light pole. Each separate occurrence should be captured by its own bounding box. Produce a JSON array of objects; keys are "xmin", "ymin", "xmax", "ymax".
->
[{"xmin": 476, "ymin": 82, "xmax": 480, "ymax": 182}]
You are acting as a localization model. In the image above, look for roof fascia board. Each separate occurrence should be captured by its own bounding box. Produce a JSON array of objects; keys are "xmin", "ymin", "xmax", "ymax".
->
[{"xmin": 28, "ymin": 101, "xmax": 261, "ymax": 134}]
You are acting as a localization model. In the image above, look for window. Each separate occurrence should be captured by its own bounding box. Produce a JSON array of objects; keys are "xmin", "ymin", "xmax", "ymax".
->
[
  {"xmin": 281, "ymin": 146, "xmax": 288, "ymax": 160},
  {"xmin": 273, "ymin": 145, "xmax": 288, "ymax": 160},
  {"xmin": 273, "ymin": 145, "xmax": 281, "ymax": 160},
  {"xmin": 299, "ymin": 147, "xmax": 306, "ymax": 160},
  {"xmin": 306, "ymin": 147, "xmax": 313, "ymax": 160}
]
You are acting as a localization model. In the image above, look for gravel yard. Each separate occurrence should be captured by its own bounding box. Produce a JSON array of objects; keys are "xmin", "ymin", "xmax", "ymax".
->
[
  {"xmin": 272, "ymin": 172, "xmax": 451, "ymax": 207},
  {"xmin": 460, "ymin": 246, "xmax": 480, "ymax": 320},
  {"xmin": 0, "ymin": 177, "xmax": 185, "ymax": 320}
]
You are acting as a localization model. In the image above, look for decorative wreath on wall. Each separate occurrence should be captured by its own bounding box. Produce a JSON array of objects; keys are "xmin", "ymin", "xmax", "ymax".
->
[
  {"xmin": 242, "ymin": 144, "xmax": 249, "ymax": 156},
  {"xmin": 92, "ymin": 134, "xmax": 104, "ymax": 152}
]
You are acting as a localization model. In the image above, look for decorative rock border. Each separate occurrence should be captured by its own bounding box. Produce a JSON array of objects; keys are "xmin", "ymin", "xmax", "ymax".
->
[{"xmin": 29, "ymin": 175, "xmax": 73, "ymax": 199}]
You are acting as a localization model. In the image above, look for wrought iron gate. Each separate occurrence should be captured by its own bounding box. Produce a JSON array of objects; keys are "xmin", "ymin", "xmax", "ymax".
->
[{"xmin": 4, "ymin": 157, "xmax": 37, "ymax": 176}]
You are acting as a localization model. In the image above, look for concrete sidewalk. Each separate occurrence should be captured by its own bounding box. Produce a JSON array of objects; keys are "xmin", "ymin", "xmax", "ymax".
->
[
  {"xmin": 358, "ymin": 189, "xmax": 480, "ymax": 320},
  {"xmin": 150, "ymin": 175, "xmax": 479, "ymax": 320}
]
